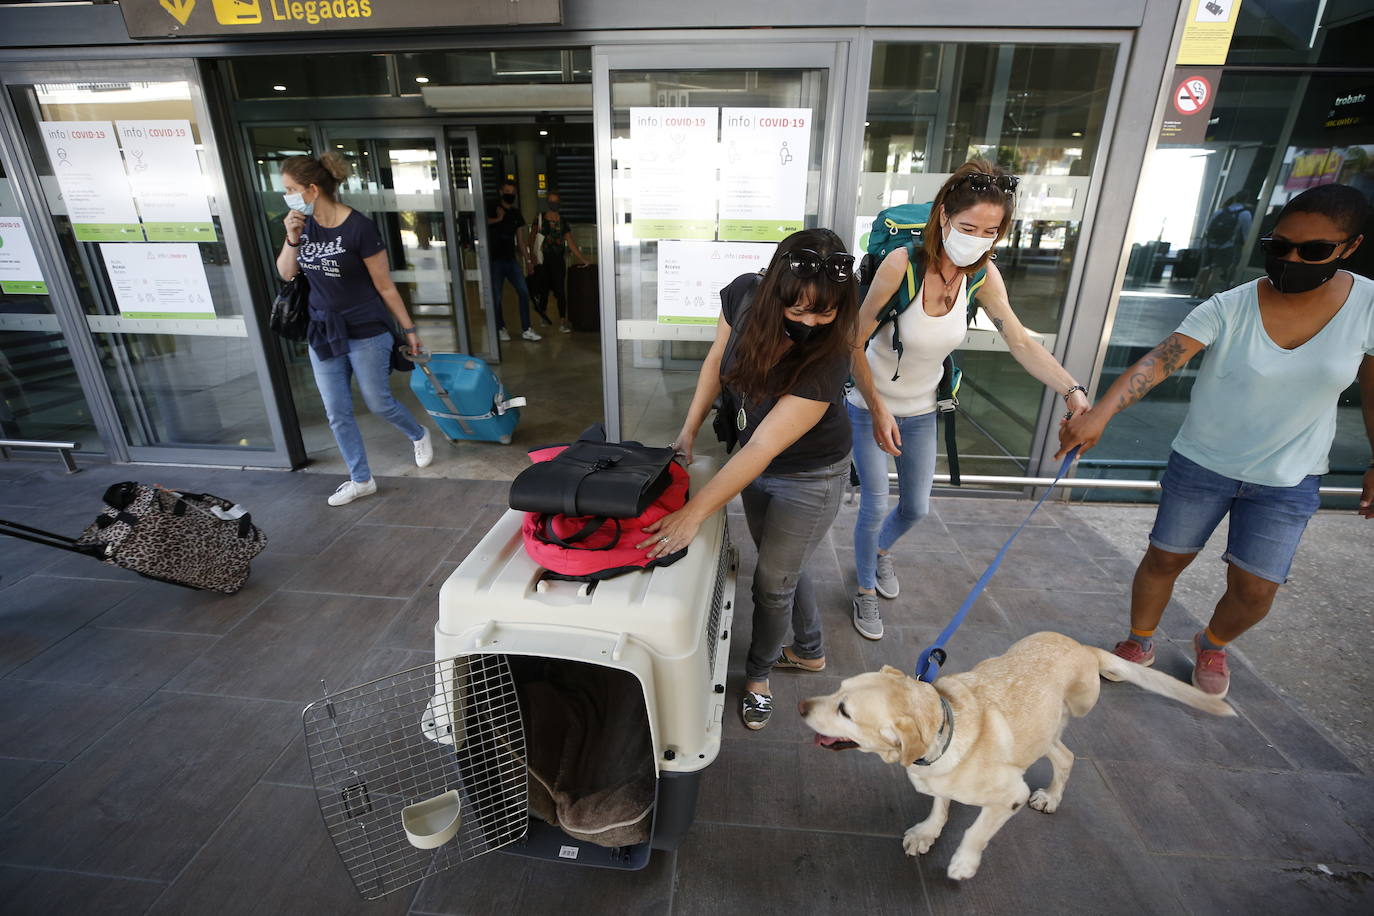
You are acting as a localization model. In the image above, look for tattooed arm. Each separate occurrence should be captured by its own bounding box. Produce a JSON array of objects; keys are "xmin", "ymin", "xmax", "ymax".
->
[{"xmin": 1054, "ymin": 332, "xmax": 1206, "ymax": 459}]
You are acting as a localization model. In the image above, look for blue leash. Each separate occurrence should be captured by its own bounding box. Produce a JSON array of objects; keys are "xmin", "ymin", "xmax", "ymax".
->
[{"xmin": 914, "ymin": 447, "xmax": 1080, "ymax": 683}]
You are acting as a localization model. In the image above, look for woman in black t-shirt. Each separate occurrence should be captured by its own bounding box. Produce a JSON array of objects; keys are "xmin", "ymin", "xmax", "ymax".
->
[
  {"xmin": 276, "ymin": 153, "xmax": 433, "ymax": 507},
  {"xmin": 637, "ymin": 228, "xmax": 858, "ymax": 731}
]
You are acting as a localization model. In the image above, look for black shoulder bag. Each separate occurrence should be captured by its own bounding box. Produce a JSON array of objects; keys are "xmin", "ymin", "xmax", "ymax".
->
[{"xmin": 269, "ymin": 272, "xmax": 310, "ymax": 341}]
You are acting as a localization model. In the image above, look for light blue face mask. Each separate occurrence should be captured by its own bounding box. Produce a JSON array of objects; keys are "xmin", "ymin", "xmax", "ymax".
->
[{"xmin": 283, "ymin": 192, "xmax": 314, "ymax": 216}]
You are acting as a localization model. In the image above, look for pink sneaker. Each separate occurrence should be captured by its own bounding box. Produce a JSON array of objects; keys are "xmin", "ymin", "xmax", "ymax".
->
[
  {"xmin": 1192, "ymin": 633, "xmax": 1230, "ymax": 698},
  {"xmin": 1102, "ymin": 639, "xmax": 1155, "ymax": 681}
]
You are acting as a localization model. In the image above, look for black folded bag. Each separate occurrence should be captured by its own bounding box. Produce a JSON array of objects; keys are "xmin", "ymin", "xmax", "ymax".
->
[{"xmin": 509, "ymin": 424, "xmax": 676, "ymax": 519}]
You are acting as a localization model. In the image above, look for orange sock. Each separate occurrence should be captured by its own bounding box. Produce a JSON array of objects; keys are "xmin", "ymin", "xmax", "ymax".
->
[
  {"xmin": 1200, "ymin": 627, "xmax": 1230, "ymax": 651},
  {"xmin": 1130, "ymin": 627, "xmax": 1156, "ymax": 640}
]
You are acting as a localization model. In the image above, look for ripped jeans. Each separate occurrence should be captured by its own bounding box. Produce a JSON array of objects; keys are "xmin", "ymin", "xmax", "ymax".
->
[{"xmin": 741, "ymin": 456, "xmax": 850, "ymax": 681}]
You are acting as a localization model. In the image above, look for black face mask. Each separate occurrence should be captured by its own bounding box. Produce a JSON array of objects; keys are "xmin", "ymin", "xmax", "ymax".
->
[
  {"xmin": 501, "ymin": 193, "xmax": 516, "ymax": 205},
  {"xmin": 1264, "ymin": 254, "xmax": 1342, "ymax": 294},
  {"xmin": 783, "ymin": 316, "xmax": 825, "ymax": 344}
]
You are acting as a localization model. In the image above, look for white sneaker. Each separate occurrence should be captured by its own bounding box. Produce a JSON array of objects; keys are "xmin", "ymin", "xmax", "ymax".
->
[
  {"xmin": 413, "ymin": 428, "xmax": 434, "ymax": 468},
  {"xmin": 560, "ymin": 324, "xmax": 572, "ymax": 334},
  {"xmin": 328, "ymin": 478, "xmax": 377, "ymax": 506},
  {"xmin": 521, "ymin": 328, "xmax": 542, "ymax": 341},
  {"xmin": 498, "ymin": 328, "xmax": 512, "ymax": 342}
]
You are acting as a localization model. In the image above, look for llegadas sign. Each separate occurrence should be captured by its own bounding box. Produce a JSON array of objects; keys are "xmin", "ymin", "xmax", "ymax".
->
[{"xmin": 120, "ymin": 0, "xmax": 562, "ymax": 39}]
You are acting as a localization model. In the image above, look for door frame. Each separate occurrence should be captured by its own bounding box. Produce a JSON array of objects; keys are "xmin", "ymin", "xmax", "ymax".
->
[
  {"xmin": 0, "ymin": 57, "xmax": 295, "ymax": 466},
  {"xmin": 590, "ymin": 39, "xmax": 852, "ymax": 440},
  {"xmin": 447, "ymin": 128, "xmax": 499, "ymax": 361}
]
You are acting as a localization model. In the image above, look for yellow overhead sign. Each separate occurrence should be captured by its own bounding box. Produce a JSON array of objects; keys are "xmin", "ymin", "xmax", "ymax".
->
[
  {"xmin": 1177, "ymin": 0, "xmax": 1243, "ymax": 66},
  {"xmin": 121, "ymin": 0, "xmax": 561, "ymax": 39}
]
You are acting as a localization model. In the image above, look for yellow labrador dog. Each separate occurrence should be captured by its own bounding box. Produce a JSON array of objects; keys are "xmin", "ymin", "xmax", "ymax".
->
[{"xmin": 800, "ymin": 631, "xmax": 1234, "ymax": 880}]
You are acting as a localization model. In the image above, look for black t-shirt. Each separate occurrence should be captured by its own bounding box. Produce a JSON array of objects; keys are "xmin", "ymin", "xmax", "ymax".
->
[
  {"xmin": 297, "ymin": 209, "xmax": 390, "ymax": 339},
  {"xmin": 719, "ymin": 273, "xmax": 852, "ymax": 475},
  {"xmin": 486, "ymin": 199, "xmax": 525, "ymax": 260}
]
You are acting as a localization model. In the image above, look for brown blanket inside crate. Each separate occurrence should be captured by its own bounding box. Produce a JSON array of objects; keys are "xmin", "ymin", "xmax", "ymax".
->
[{"xmin": 517, "ymin": 662, "xmax": 656, "ymax": 848}]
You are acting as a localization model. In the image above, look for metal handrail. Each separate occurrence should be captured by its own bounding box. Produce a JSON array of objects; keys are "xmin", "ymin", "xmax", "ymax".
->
[{"xmin": 907, "ymin": 472, "xmax": 1361, "ymax": 497}]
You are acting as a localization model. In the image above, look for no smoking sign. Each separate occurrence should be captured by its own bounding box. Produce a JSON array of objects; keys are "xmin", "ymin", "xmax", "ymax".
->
[
  {"xmin": 1159, "ymin": 66, "xmax": 1221, "ymax": 143},
  {"xmin": 1173, "ymin": 75, "xmax": 1212, "ymax": 115}
]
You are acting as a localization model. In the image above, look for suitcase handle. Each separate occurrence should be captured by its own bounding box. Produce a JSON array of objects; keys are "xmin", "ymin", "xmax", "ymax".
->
[{"xmin": 0, "ymin": 518, "xmax": 106, "ymax": 559}]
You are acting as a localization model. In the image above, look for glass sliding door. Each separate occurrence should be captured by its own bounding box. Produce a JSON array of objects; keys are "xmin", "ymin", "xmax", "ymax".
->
[
  {"xmin": 595, "ymin": 42, "xmax": 842, "ymax": 452},
  {"xmin": 0, "ymin": 162, "xmax": 100, "ymax": 449},
  {"xmin": 858, "ymin": 39, "xmax": 1122, "ymax": 482},
  {"xmin": 1, "ymin": 62, "xmax": 291, "ymax": 465}
]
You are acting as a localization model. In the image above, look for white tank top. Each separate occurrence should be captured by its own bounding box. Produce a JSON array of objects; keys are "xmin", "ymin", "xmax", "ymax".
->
[{"xmin": 846, "ymin": 277, "xmax": 968, "ymax": 418}]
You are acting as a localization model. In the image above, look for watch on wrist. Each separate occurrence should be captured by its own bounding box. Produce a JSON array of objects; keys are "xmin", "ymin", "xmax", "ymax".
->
[
  {"xmin": 400, "ymin": 325, "xmax": 417, "ymax": 334},
  {"xmin": 1063, "ymin": 384, "xmax": 1088, "ymax": 402},
  {"xmin": 285, "ymin": 238, "xmax": 301, "ymax": 247}
]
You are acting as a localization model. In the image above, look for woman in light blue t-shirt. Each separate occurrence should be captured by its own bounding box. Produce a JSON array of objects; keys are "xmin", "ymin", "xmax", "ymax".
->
[{"xmin": 1060, "ymin": 183, "xmax": 1374, "ymax": 699}]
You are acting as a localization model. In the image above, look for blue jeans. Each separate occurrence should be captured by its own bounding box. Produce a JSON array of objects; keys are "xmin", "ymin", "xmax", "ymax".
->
[
  {"xmin": 741, "ymin": 456, "xmax": 849, "ymax": 681},
  {"xmin": 490, "ymin": 257, "xmax": 531, "ymax": 332},
  {"xmin": 848, "ymin": 402, "xmax": 937, "ymax": 590},
  {"xmin": 309, "ymin": 330, "xmax": 426, "ymax": 483},
  {"xmin": 1150, "ymin": 450, "xmax": 1321, "ymax": 584}
]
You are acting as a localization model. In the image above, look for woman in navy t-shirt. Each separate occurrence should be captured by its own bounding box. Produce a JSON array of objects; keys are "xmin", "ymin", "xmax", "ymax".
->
[{"xmin": 276, "ymin": 154, "xmax": 434, "ymax": 506}]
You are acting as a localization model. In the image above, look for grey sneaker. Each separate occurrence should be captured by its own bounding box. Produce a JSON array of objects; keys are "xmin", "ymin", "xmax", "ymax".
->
[
  {"xmin": 741, "ymin": 691, "xmax": 773, "ymax": 730},
  {"xmin": 853, "ymin": 592, "xmax": 884, "ymax": 640},
  {"xmin": 875, "ymin": 553, "xmax": 900, "ymax": 599}
]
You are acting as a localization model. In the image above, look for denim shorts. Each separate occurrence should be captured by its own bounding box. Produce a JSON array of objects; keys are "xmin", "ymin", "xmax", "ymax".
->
[{"xmin": 1150, "ymin": 451, "xmax": 1321, "ymax": 584}]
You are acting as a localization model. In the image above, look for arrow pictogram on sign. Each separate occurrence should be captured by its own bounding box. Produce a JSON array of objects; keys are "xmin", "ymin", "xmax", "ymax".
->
[{"xmin": 159, "ymin": 0, "xmax": 196, "ymax": 27}]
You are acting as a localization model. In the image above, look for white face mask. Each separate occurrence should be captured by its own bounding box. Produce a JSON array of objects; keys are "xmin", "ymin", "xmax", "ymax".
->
[
  {"xmin": 283, "ymin": 191, "xmax": 314, "ymax": 216},
  {"xmin": 942, "ymin": 223, "xmax": 996, "ymax": 267}
]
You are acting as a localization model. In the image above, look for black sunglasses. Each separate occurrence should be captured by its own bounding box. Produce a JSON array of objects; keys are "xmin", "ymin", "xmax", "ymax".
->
[
  {"xmin": 1258, "ymin": 235, "xmax": 1353, "ymax": 262},
  {"xmin": 785, "ymin": 249, "xmax": 855, "ymax": 283},
  {"xmin": 957, "ymin": 173, "xmax": 1020, "ymax": 195}
]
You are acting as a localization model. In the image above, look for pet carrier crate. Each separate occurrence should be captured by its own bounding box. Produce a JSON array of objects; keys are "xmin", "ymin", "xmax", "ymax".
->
[{"xmin": 305, "ymin": 457, "xmax": 736, "ymax": 896}]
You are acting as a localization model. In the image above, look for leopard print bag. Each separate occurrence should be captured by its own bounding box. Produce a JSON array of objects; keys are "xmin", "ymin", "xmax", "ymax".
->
[{"xmin": 75, "ymin": 482, "xmax": 268, "ymax": 594}]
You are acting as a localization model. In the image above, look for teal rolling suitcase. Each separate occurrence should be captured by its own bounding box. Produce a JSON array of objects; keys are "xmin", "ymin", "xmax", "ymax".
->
[{"xmin": 409, "ymin": 352, "xmax": 525, "ymax": 445}]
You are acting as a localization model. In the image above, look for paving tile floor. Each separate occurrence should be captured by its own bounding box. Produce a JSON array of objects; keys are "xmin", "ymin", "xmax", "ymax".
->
[{"xmin": 0, "ymin": 460, "xmax": 1371, "ymax": 915}]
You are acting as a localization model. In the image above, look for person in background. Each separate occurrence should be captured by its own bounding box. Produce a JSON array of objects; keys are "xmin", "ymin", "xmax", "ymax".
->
[
  {"xmin": 847, "ymin": 160, "xmax": 1089, "ymax": 640},
  {"xmin": 638, "ymin": 228, "xmax": 858, "ymax": 731},
  {"xmin": 486, "ymin": 180, "xmax": 539, "ymax": 342},
  {"xmin": 1059, "ymin": 182, "xmax": 1374, "ymax": 698},
  {"xmin": 1194, "ymin": 193, "xmax": 1254, "ymax": 297},
  {"xmin": 276, "ymin": 153, "xmax": 434, "ymax": 507},
  {"xmin": 530, "ymin": 190, "xmax": 590, "ymax": 334}
]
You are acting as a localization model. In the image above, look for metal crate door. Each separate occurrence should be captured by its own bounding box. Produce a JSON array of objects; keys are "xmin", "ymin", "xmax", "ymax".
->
[{"xmin": 303, "ymin": 653, "xmax": 528, "ymax": 900}]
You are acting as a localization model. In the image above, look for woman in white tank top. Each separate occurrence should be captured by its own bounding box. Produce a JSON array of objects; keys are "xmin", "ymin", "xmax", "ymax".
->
[{"xmin": 846, "ymin": 162, "xmax": 1090, "ymax": 640}]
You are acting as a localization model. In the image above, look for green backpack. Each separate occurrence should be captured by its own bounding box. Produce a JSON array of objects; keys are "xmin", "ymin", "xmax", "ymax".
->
[{"xmin": 858, "ymin": 203, "xmax": 989, "ymax": 485}]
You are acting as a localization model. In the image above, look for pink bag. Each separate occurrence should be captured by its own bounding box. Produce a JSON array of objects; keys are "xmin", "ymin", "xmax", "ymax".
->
[{"xmin": 520, "ymin": 444, "xmax": 690, "ymax": 581}]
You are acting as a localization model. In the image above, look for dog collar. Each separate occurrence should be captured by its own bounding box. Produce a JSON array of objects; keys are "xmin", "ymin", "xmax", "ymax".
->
[{"xmin": 914, "ymin": 696, "xmax": 955, "ymax": 766}]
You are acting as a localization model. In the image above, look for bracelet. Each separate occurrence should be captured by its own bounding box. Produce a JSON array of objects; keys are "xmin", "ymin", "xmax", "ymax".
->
[
  {"xmin": 1063, "ymin": 385, "xmax": 1088, "ymax": 402},
  {"xmin": 285, "ymin": 238, "xmax": 300, "ymax": 247},
  {"xmin": 400, "ymin": 326, "xmax": 416, "ymax": 334}
]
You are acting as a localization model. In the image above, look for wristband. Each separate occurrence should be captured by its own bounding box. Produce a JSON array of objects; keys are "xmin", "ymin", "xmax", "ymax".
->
[
  {"xmin": 1063, "ymin": 385, "xmax": 1087, "ymax": 402},
  {"xmin": 285, "ymin": 238, "xmax": 301, "ymax": 247},
  {"xmin": 400, "ymin": 326, "xmax": 417, "ymax": 334}
]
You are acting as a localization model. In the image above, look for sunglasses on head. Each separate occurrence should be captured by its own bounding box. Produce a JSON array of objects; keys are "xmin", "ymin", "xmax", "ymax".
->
[
  {"xmin": 785, "ymin": 249, "xmax": 855, "ymax": 283},
  {"xmin": 957, "ymin": 173, "xmax": 1020, "ymax": 195},
  {"xmin": 1258, "ymin": 235, "xmax": 1353, "ymax": 262}
]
